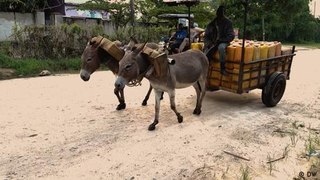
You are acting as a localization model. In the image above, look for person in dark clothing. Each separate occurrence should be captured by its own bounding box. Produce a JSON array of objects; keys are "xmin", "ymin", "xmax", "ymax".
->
[
  {"xmin": 204, "ymin": 5, "xmax": 235, "ymax": 75},
  {"xmin": 169, "ymin": 23, "xmax": 187, "ymax": 53}
]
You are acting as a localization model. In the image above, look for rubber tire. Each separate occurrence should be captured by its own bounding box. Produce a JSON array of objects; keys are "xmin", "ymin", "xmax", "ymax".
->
[{"xmin": 262, "ymin": 72, "xmax": 286, "ymax": 107}]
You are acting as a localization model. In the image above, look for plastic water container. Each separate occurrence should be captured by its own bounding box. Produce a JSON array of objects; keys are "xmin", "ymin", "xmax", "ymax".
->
[
  {"xmin": 260, "ymin": 44, "xmax": 269, "ymax": 59},
  {"xmin": 268, "ymin": 44, "xmax": 276, "ymax": 58},
  {"xmin": 191, "ymin": 43, "xmax": 203, "ymax": 51},
  {"xmin": 253, "ymin": 45, "xmax": 260, "ymax": 61},
  {"xmin": 226, "ymin": 45, "xmax": 236, "ymax": 61},
  {"xmin": 275, "ymin": 42, "xmax": 282, "ymax": 56},
  {"xmin": 244, "ymin": 45, "xmax": 254, "ymax": 63},
  {"xmin": 234, "ymin": 45, "xmax": 242, "ymax": 62}
]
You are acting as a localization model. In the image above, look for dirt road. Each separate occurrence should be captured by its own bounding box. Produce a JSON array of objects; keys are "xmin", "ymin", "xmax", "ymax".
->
[{"xmin": 1, "ymin": 48, "xmax": 320, "ymax": 179}]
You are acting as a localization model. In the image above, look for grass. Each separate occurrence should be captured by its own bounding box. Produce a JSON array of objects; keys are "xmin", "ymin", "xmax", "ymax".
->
[
  {"xmin": 239, "ymin": 166, "xmax": 251, "ymax": 180},
  {"xmin": 267, "ymin": 154, "xmax": 274, "ymax": 175},
  {"xmin": 283, "ymin": 42, "xmax": 320, "ymax": 49},
  {"xmin": 0, "ymin": 53, "xmax": 81, "ymax": 78}
]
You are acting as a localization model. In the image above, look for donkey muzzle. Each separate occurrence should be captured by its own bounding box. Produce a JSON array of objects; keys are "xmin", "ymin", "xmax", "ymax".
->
[
  {"xmin": 115, "ymin": 76, "xmax": 126, "ymax": 89},
  {"xmin": 80, "ymin": 69, "xmax": 90, "ymax": 81}
]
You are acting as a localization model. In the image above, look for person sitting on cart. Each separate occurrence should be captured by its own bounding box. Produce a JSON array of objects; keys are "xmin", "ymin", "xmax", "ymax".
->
[
  {"xmin": 169, "ymin": 23, "xmax": 187, "ymax": 53},
  {"xmin": 204, "ymin": 5, "xmax": 235, "ymax": 75}
]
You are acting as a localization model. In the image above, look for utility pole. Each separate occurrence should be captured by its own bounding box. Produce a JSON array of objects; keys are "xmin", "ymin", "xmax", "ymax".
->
[
  {"xmin": 130, "ymin": 0, "xmax": 135, "ymax": 34},
  {"xmin": 314, "ymin": 1, "xmax": 317, "ymax": 18},
  {"xmin": 262, "ymin": 16, "xmax": 265, "ymax": 41}
]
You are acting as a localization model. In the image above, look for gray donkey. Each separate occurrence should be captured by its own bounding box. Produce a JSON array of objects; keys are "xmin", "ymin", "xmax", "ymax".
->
[
  {"xmin": 115, "ymin": 42, "xmax": 209, "ymax": 130},
  {"xmin": 80, "ymin": 36, "xmax": 160, "ymax": 110}
]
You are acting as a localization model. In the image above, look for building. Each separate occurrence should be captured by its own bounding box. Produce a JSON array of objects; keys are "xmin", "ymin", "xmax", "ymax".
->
[
  {"xmin": 310, "ymin": 0, "xmax": 320, "ymax": 17},
  {"xmin": 0, "ymin": 0, "xmax": 116, "ymax": 41}
]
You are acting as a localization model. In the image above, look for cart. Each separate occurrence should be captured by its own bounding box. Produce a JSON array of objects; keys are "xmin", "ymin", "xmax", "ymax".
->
[
  {"xmin": 163, "ymin": 0, "xmax": 296, "ymax": 107},
  {"xmin": 205, "ymin": 1, "xmax": 296, "ymax": 107},
  {"xmin": 206, "ymin": 46, "xmax": 295, "ymax": 107}
]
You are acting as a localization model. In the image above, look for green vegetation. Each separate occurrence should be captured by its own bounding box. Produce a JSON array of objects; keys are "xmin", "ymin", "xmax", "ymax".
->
[
  {"xmin": 284, "ymin": 42, "xmax": 320, "ymax": 49},
  {"xmin": 239, "ymin": 166, "xmax": 251, "ymax": 180},
  {"xmin": 78, "ymin": 0, "xmax": 320, "ymax": 43},
  {"xmin": 0, "ymin": 53, "xmax": 81, "ymax": 78},
  {"xmin": 221, "ymin": 0, "xmax": 320, "ymax": 43},
  {"xmin": 0, "ymin": 0, "xmax": 48, "ymax": 13},
  {"xmin": 1, "ymin": 0, "xmax": 319, "ymax": 80}
]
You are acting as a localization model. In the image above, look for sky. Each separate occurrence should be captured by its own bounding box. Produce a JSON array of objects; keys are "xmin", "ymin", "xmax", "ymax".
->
[
  {"xmin": 65, "ymin": 0, "xmax": 128, "ymax": 3},
  {"xmin": 65, "ymin": 0, "xmax": 89, "ymax": 3},
  {"xmin": 65, "ymin": 0, "xmax": 320, "ymax": 17},
  {"xmin": 310, "ymin": 0, "xmax": 320, "ymax": 17}
]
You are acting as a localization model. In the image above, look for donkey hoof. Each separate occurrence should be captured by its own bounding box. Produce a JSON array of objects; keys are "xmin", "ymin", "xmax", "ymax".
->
[
  {"xmin": 177, "ymin": 114, "xmax": 183, "ymax": 123},
  {"xmin": 148, "ymin": 124, "xmax": 156, "ymax": 131},
  {"xmin": 116, "ymin": 103, "xmax": 126, "ymax": 110},
  {"xmin": 142, "ymin": 100, "xmax": 147, "ymax": 106},
  {"xmin": 193, "ymin": 108, "xmax": 201, "ymax": 115}
]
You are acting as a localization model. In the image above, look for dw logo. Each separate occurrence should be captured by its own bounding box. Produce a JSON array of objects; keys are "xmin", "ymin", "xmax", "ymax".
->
[{"xmin": 293, "ymin": 171, "xmax": 318, "ymax": 180}]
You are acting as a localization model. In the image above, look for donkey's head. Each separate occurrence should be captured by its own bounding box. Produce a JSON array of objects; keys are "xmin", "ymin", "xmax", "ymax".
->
[
  {"xmin": 115, "ymin": 42, "xmax": 148, "ymax": 89},
  {"xmin": 80, "ymin": 37, "xmax": 105, "ymax": 81},
  {"xmin": 80, "ymin": 36, "xmax": 123, "ymax": 81}
]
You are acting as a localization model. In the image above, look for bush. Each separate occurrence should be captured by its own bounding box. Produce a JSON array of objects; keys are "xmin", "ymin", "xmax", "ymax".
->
[
  {"xmin": 10, "ymin": 23, "xmax": 105, "ymax": 59},
  {"xmin": 0, "ymin": 53, "xmax": 81, "ymax": 77},
  {"xmin": 8, "ymin": 23, "xmax": 173, "ymax": 60},
  {"xmin": 109, "ymin": 26, "xmax": 173, "ymax": 44}
]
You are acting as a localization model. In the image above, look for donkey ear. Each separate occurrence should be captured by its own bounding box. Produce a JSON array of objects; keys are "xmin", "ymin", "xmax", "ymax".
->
[
  {"xmin": 126, "ymin": 36, "xmax": 138, "ymax": 51},
  {"xmin": 90, "ymin": 36, "xmax": 104, "ymax": 47},
  {"xmin": 113, "ymin": 40, "xmax": 122, "ymax": 47},
  {"xmin": 133, "ymin": 41, "xmax": 147, "ymax": 54}
]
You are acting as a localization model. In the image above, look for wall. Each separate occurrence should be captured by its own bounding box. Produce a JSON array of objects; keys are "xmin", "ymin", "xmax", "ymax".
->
[
  {"xmin": 103, "ymin": 20, "xmax": 114, "ymax": 35},
  {"xmin": 0, "ymin": 12, "xmax": 45, "ymax": 41},
  {"xmin": 0, "ymin": 11, "xmax": 115, "ymax": 41},
  {"xmin": 63, "ymin": 17, "xmax": 115, "ymax": 35},
  {"xmin": 310, "ymin": 0, "xmax": 320, "ymax": 17}
]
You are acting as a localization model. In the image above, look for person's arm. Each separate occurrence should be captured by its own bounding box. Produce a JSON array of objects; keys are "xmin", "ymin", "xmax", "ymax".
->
[
  {"xmin": 204, "ymin": 21, "xmax": 217, "ymax": 49},
  {"xmin": 169, "ymin": 32, "xmax": 177, "ymax": 42}
]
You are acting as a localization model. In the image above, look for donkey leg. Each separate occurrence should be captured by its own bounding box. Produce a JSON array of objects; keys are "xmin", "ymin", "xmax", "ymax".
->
[
  {"xmin": 148, "ymin": 90, "xmax": 162, "ymax": 131},
  {"xmin": 160, "ymin": 91, "xmax": 164, "ymax": 100},
  {"xmin": 142, "ymin": 85, "xmax": 153, "ymax": 106},
  {"xmin": 198, "ymin": 79, "xmax": 206, "ymax": 114},
  {"xmin": 118, "ymin": 88, "xmax": 126, "ymax": 109},
  {"xmin": 114, "ymin": 88, "xmax": 126, "ymax": 110},
  {"xmin": 192, "ymin": 81, "xmax": 203, "ymax": 115},
  {"xmin": 168, "ymin": 90, "xmax": 183, "ymax": 123}
]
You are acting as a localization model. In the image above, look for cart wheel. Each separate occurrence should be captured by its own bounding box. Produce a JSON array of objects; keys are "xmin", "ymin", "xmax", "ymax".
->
[{"xmin": 262, "ymin": 72, "xmax": 286, "ymax": 107}]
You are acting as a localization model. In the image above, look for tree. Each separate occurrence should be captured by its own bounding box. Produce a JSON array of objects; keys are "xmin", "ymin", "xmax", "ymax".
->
[
  {"xmin": 0, "ymin": 0, "xmax": 48, "ymax": 13},
  {"xmin": 78, "ymin": 0, "xmax": 131, "ymax": 30},
  {"xmin": 135, "ymin": 0, "xmax": 215, "ymax": 28},
  {"xmin": 219, "ymin": 0, "xmax": 318, "ymax": 42}
]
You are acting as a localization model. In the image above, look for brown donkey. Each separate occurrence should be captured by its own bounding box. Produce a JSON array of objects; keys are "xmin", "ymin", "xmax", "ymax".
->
[
  {"xmin": 80, "ymin": 36, "xmax": 159, "ymax": 110},
  {"xmin": 115, "ymin": 42, "xmax": 209, "ymax": 130}
]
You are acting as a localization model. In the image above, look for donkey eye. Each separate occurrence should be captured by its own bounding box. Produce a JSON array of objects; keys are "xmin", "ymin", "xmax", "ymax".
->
[
  {"xmin": 87, "ymin": 58, "xmax": 92, "ymax": 62},
  {"xmin": 125, "ymin": 64, "xmax": 132, "ymax": 70}
]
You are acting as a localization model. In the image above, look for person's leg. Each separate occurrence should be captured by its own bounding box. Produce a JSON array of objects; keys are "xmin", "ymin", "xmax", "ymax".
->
[
  {"xmin": 218, "ymin": 43, "xmax": 229, "ymax": 75},
  {"xmin": 178, "ymin": 38, "xmax": 189, "ymax": 53},
  {"xmin": 205, "ymin": 45, "xmax": 217, "ymax": 61},
  {"xmin": 170, "ymin": 42, "xmax": 180, "ymax": 53}
]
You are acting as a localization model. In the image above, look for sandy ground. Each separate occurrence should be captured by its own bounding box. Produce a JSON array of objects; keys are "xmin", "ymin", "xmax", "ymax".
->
[{"xmin": 1, "ymin": 48, "xmax": 320, "ymax": 180}]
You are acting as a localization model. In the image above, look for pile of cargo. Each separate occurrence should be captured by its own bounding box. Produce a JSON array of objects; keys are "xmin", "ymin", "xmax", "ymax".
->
[
  {"xmin": 223, "ymin": 39, "xmax": 282, "ymax": 62},
  {"xmin": 198, "ymin": 39, "xmax": 293, "ymax": 91}
]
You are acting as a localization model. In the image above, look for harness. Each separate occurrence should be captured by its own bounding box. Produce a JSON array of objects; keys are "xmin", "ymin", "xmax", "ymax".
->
[
  {"xmin": 127, "ymin": 47, "xmax": 175, "ymax": 87},
  {"xmin": 91, "ymin": 36, "xmax": 124, "ymax": 61}
]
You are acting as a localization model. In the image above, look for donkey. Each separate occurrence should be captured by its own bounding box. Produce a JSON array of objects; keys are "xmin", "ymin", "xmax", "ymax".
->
[
  {"xmin": 80, "ymin": 36, "xmax": 160, "ymax": 110},
  {"xmin": 115, "ymin": 42, "xmax": 209, "ymax": 130}
]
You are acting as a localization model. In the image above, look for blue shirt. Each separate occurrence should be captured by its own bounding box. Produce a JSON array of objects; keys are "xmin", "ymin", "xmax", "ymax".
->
[{"xmin": 174, "ymin": 30, "xmax": 187, "ymax": 43}]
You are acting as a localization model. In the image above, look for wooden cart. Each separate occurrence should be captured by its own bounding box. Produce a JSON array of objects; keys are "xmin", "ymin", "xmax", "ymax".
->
[
  {"xmin": 206, "ymin": 46, "xmax": 296, "ymax": 107},
  {"xmin": 205, "ymin": 1, "xmax": 296, "ymax": 107}
]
